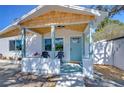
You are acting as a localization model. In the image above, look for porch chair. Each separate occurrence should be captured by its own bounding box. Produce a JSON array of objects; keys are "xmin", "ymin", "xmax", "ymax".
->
[
  {"xmin": 55, "ymin": 51, "xmax": 64, "ymax": 63},
  {"xmin": 41, "ymin": 51, "xmax": 50, "ymax": 58}
]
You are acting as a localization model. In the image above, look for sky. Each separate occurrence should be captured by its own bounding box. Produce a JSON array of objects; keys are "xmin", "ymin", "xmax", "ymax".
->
[
  {"xmin": 111, "ymin": 11, "xmax": 124, "ymax": 22},
  {"xmin": 0, "ymin": 5, "xmax": 37, "ymax": 31},
  {"xmin": 0, "ymin": 5, "xmax": 124, "ymax": 31}
]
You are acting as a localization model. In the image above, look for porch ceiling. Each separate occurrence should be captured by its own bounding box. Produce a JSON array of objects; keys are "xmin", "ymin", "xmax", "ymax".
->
[
  {"xmin": 0, "ymin": 28, "xmax": 30, "ymax": 38},
  {"xmin": 29, "ymin": 23, "xmax": 88, "ymax": 35},
  {"xmin": 20, "ymin": 11, "xmax": 95, "ymax": 28},
  {"xmin": 0, "ymin": 23, "xmax": 88, "ymax": 38},
  {"xmin": 0, "ymin": 28, "xmax": 20, "ymax": 38}
]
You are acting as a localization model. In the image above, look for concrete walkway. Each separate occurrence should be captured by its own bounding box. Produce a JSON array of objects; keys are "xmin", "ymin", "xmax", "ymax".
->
[{"xmin": 56, "ymin": 73, "xmax": 84, "ymax": 87}]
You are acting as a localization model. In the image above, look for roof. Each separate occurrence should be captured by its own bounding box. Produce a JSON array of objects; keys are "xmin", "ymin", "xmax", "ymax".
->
[{"xmin": 0, "ymin": 5, "xmax": 108, "ymax": 38}]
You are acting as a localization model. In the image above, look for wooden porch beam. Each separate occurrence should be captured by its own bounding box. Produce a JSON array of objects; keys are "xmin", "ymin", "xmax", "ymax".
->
[{"xmin": 24, "ymin": 20, "xmax": 90, "ymax": 29}]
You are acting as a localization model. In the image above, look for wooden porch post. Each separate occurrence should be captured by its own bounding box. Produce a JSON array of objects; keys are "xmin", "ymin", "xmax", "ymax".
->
[
  {"xmin": 51, "ymin": 25, "xmax": 56, "ymax": 60},
  {"xmin": 21, "ymin": 28, "xmax": 26, "ymax": 58},
  {"xmin": 89, "ymin": 21, "xmax": 94, "ymax": 59}
]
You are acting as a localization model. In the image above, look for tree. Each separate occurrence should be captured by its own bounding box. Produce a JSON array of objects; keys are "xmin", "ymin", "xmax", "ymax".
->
[
  {"xmin": 81, "ymin": 5, "xmax": 124, "ymax": 41},
  {"xmin": 83, "ymin": 5, "xmax": 124, "ymax": 32},
  {"xmin": 96, "ymin": 18, "xmax": 124, "ymax": 32},
  {"xmin": 82, "ymin": 5, "xmax": 124, "ymax": 17}
]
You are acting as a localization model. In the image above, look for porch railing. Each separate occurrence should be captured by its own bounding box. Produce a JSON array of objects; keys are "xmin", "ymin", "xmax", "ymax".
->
[{"xmin": 21, "ymin": 57, "xmax": 60, "ymax": 75}]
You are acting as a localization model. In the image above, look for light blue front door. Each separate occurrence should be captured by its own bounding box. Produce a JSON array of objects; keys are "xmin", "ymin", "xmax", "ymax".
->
[{"xmin": 70, "ymin": 37, "xmax": 82, "ymax": 61}]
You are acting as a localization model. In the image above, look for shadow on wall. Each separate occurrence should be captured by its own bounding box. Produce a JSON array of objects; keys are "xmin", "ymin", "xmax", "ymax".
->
[
  {"xmin": 22, "ymin": 58, "xmax": 60, "ymax": 75},
  {"xmin": 94, "ymin": 39, "xmax": 124, "ymax": 71},
  {"xmin": 93, "ymin": 40, "xmax": 113, "ymax": 65},
  {"xmin": 26, "ymin": 33, "xmax": 42, "ymax": 57}
]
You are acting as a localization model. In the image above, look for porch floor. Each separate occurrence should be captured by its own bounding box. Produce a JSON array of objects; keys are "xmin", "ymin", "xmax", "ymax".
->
[
  {"xmin": 56, "ymin": 62, "xmax": 84, "ymax": 87},
  {"xmin": 60, "ymin": 62, "xmax": 83, "ymax": 74}
]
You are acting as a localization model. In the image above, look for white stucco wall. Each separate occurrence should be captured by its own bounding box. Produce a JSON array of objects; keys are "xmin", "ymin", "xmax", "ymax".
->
[
  {"xmin": 0, "ymin": 36, "xmax": 22, "ymax": 58},
  {"xmin": 93, "ymin": 40, "xmax": 113, "ymax": 65},
  {"xmin": 0, "ymin": 29, "xmax": 83, "ymax": 61},
  {"xmin": 22, "ymin": 58, "xmax": 60, "ymax": 75},
  {"xmin": 26, "ymin": 33, "xmax": 42, "ymax": 57},
  {"xmin": 94, "ymin": 38, "xmax": 124, "ymax": 70}
]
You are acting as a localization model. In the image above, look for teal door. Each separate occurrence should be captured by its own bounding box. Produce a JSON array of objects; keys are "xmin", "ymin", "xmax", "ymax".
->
[{"xmin": 70, "ymin": 37, "xmax": 82, "ymax": 61}]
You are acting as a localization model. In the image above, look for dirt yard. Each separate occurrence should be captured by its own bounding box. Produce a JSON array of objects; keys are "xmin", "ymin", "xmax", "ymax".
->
[
  {"xmin": 94, "ymin": 64, "xmax": 124, "ymax": 80},
  {"xmin": 0, "ymin": 62, "xmax": 83, "ymax": 87},
  {"xmin": 0, "ymin": 62, "xmax": 60, "ymax": 87},
  {"xmin": 0, "ymin": 62, "xmax": 124, "ymax": 87},
  {"xmin": 84, "ymin": 64, "xmax": 124, "ymax": 87}
]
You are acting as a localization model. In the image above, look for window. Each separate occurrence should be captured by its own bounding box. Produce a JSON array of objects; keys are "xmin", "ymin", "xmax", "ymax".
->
[
  {"xmin": 9, "ymin": 40, "xmax": 22, "ymax": 51},
  {"xmin": 45, "ymin": 39, "xmax": 51, "ymax": 51},
  {"xmin": 15, "ymin": 40, "xmax": 22, "ymax": 50},
  {"xmin": 9, "ymin": 40, "xmax": 15, "ymax": 51},
  {"xmin": 55, "ymin": 38, "xmax": 63, "ymax": 51},
  {"xmin": 44, "ymin": 38, "xmax": 63, "ymax": 51}
]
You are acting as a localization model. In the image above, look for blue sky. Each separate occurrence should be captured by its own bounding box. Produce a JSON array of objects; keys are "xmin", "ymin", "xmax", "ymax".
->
[
  {"xmin": 0, "ymin": 5, "xmax": 124, "ymax": 31},
  {"xmin": 0, "ymin": 5, "xmax": 37, "ymax": 30},
  {"xmin": 111, "ymin": 11, "xmax": 124, "ymax": 22}
]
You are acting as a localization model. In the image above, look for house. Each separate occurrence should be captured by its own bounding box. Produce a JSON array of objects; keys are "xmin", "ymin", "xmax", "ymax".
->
[{"xmin": 0, "ymin": 5, "xmax": 108, "ymax": 78}]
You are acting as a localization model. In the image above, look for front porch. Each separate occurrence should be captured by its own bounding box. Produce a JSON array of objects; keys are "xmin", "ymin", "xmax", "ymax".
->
[
  {"xmin": 20, "ymin": 13, "xmax": 95, "ymax": 78},
  {"xmin": 21, "ymin": 22, "xmax": 94, "ymax": 77}
]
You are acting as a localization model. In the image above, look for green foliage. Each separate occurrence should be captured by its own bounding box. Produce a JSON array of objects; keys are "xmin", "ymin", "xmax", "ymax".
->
[
  {"xmin": 85, "ymin": 5, "xmax": 124, "ymax": 41},
  {"xmin": 55, "ymin": 44, "xmax": 63, "ymax": 51},
  {"xmin": 96, "ymin": 18, "xmax": 124, "ymax": 32},
  {"xmin": 94, "ymin": 21, "xmax": 124, "ymax": 41}
]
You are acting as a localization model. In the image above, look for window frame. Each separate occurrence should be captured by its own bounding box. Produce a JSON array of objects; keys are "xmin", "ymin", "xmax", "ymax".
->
[
  {"xmin": 44, "ymin": 38, "xmax": 64, "ymax": 51},
  {"xmin": 9, "ymin": 39, "xmax": 22, "ymax": 51}
]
